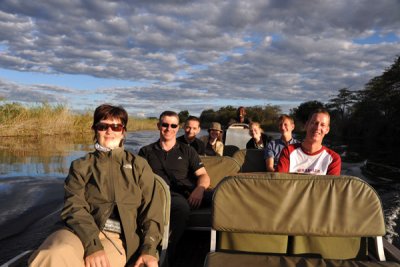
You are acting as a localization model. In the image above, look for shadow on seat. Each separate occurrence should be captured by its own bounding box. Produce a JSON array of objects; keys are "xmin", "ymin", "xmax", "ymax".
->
[
  {"xmin": 223, "ymin": 145, "xmax": 239, "ymax": 157},
  {"xmin": 205, "ymin": 173, "xmax": 400, "ymax": 267},
  {"xmin": 232, "ymin": 149, "xmax": 266, "ymax": 172},
  {"xmin": 186, "ymin": 156, "xmax": 240, "ymax": 231}
]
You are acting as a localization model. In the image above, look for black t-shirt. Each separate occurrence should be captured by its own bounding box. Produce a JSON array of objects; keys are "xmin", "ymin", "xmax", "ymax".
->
[
  {"xmin": 176, "ymin": 135, "xmax": 206, "ymax": 156},
  {"xmin": 138, "ymin": 141, "xmax": 204, "ymax": 190}
]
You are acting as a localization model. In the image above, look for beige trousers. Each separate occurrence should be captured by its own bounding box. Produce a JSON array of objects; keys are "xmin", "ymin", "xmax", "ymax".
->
[{"xmin": 28, "ymin": 229, "xmax": 126, "ymax": 267}]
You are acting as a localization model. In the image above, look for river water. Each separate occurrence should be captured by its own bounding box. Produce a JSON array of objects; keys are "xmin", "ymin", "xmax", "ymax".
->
[{"xmin": 0, "ymin": 130, "xmax": 399, "ymax": 253}]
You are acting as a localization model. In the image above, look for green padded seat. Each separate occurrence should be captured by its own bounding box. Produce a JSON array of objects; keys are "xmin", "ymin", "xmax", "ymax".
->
[
  {"xmin": 186, "ymin": 156, "xmax": 240, "ymax": 230},
  {"xmin": 205, "ymin": 252, "xmax": 400, "ymax": 267},
  {"xmin": 205, "ymin": 173, "xmax": 399, "ymax": 266}
]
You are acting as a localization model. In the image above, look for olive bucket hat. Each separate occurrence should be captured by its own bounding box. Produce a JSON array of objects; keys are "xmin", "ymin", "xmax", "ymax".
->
[{"xmin": 209, "ymin": 122, "xmax": 223, "ymax": 132}]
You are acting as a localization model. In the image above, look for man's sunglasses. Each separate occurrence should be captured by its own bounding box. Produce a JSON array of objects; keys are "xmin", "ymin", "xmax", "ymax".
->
[
  {"xmin": 161, "ymin": 123, "xmax": 178, "ymax": 129},
  {"xmin": 95, "ymin": 123, "xmax": 125, "ymax": 132}
]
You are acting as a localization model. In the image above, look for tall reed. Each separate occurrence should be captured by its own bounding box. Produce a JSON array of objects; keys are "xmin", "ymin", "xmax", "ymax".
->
[{"xmin": 0, "ymin": 102, "xmax": 157, "ymax": 137}]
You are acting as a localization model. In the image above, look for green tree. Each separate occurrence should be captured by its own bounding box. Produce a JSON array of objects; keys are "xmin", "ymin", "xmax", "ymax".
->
[
  {"xmin": 178, "ymin": 110, "xmax": 189, "ymax": 124},
  {"xmin": 327, "ymin": 88, "xmax": 357, "ymax": 120},
  {"xmin": 346, "ymin": 56, "xmax": 400, "ymax": 165},
  {"xmin": 290, "ymin": 100, "xmax": 325, "ymax": 125},
  {"xmin": 199, "ymin": 109, "xmax": 217, "ymax": 127}
]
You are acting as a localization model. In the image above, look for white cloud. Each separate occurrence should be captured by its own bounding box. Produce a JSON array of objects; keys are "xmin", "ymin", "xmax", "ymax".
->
[{"xmin": 0, "ymin": 0, "xmax": 399, "ymax": 116}]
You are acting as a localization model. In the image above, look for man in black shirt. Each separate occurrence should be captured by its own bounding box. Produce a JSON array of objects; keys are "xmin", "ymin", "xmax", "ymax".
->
[
  {"xmin": 139, "ymin": 111, "xmax": 211, "ymax": 264},
  {"xmin": 176, "ymin": 116, "xmax": 206, "ymax": 155}
]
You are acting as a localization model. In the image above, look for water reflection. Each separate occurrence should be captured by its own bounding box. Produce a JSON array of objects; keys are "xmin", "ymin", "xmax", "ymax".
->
[
  {"xmin": 0, "ymin": 130, "xmax": 399, "ymax": 248},
  {"xmin": 0, "ymin": 131, "xmax": 162, "ymax": 178}
]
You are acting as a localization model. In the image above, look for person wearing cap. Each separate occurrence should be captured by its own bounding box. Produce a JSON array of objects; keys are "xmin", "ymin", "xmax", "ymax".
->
[{"xmin": 200, "ymin": 122, "xmax": 224, "ymax": 156}]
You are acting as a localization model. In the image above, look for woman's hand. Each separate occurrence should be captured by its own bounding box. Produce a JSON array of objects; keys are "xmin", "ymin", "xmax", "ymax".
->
[{"xmin": 85, "ymin": 250, "xmax": 110, "ymax": 267}]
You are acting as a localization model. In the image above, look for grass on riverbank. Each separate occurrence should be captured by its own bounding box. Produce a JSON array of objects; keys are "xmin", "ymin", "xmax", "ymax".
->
[{"xmin": 0, "ymin": 103, "xmax": 157, "ymax": 137}]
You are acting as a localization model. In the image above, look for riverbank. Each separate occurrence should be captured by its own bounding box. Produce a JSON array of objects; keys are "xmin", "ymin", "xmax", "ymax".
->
[{"xmin": 0, "ymin": 102, "xmax": 157, "ymax": 137}]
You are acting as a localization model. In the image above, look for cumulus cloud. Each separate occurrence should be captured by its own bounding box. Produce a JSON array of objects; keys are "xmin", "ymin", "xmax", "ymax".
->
[{"xmin": 0, "ymin": 0, "xmax": 399, "ymax": 116}]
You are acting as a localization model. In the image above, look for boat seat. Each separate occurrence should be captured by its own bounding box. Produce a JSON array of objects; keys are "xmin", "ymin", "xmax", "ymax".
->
[
  {"xmin": 205, "ymin": 252, "xmax": 399, "ymax": 267},
  {"xmin": 232, "ymin": 149, "xmax": 266, "ymax": 172},
  {"xmin": 186, "ymin": 156, "xmax": 240, "ymax": 231},
  {"xmin": 205, "ymin": 173, "xmax": 400, "ymax": 266},
  {"xmin": 224, "ymin": 123, "xmax": 249, "ymax": 150},
  {"xmin": 153, "ymin": 174, "xmax": 171, "ymax": 267},
  {"xmin": 223, "ymin": 145, "xmax": 239, "ymax": 157}
]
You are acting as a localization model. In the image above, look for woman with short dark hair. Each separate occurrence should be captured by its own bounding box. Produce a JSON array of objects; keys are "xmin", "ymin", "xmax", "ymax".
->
[{"xmin": 29, "ymin": 104, "xmax": 163, "ymax": 267}]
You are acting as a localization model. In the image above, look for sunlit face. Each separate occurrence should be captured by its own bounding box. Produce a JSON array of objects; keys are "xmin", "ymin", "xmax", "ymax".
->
[
  {"xmin": 305, "ymin": 113, "xmax": 330, "ymax": 143},
  {"xmin": 209, "ymin": 129, "xmax": 221, "ymax": 139},
  {"xmin": 279, "ymin": 118, "xmax": 295, "ymax": 135},
  {"xmin": 184, "ymin": 120, "xmax": 200, "ymax": 140},
  {"xmin": 249, "ymin": 125, "xmax": 261, "ymax": 138},
  {"xmin": 158, "ymin": 115, "xmax": 179, "ymax": 142},
  {"xmin": 96, "ymin": 118, "xmax": 125, "ymax": 149}
]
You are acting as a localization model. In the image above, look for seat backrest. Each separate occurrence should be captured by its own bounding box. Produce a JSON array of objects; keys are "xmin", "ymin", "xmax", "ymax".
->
[
  {"xmin": 223, "ymin": 145, "xmax": 239, "ymax": 157},
  {"xmin": 232, "ymin": 149, "xmax": 266, "ymax": 172},
  {"xmin": 211, "ymin": 173, "xmax": 386, "ymax": 260},
  {"xmin": 200, "ymin": 156, "xmax": 241, "ymax": 188},
  {"xmin": 224, "ymin": 124, "xmax": 249, "ymax": 150},
  {"xmin": 154, "ymin": 174, "xmax": 171, "ymax": 266}
]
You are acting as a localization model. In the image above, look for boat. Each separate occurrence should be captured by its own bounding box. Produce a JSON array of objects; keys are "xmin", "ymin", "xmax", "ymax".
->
[{"xmin": 2, "ymin": 129, "xmax": 400, "ymax": 267}]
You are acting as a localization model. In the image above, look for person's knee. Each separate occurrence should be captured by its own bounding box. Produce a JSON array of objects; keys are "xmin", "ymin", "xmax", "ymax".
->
[
  {"xmin": 171, "ymin": 194, "xmax": 191, "ymax": 218},
  {"xmin": 29, "ymin": 230, "xmax": 84, "ymax": 266}
]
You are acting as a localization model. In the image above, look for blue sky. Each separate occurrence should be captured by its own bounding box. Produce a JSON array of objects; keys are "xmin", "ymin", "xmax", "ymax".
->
[{"xmin": 0, "ymin": 0, "xmax": 399, "ymax": 117}]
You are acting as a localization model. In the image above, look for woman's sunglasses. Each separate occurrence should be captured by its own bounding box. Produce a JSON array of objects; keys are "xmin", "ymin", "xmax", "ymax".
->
[{"xmin": 95, "ymin": 123, "xmax": 125, "ymax": 132}]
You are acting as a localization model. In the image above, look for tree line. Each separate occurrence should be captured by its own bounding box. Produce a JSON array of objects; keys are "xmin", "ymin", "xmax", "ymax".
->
[{"xmin": 178, "ymin": 56, "xmax": 400, "ymax": 167}]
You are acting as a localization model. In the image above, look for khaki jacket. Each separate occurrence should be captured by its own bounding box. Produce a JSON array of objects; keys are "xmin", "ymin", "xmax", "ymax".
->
[
  {"xmin": 61, "ymin": 146, "xmax": 163, "ymax": 261},
  {"xmin": 200, "ymin": 136, "xmax": 224, "ymax": 156}
]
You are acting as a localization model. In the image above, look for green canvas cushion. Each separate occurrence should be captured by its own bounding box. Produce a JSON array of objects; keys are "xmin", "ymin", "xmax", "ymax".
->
[
  {"xmin": 291, "ymin": 236, "xmax": 363, "ymax": 260},
  {"xmin": 200, "ymin": 156, "xmax": 240, "ymax": 188},
  {"xmin": 212, "ymin": 174, "xmax": 385, "ymax": 237},
  {"xmin": 187, "ymin": 156, "xmax": 240, "ymax": 229},
  {"xmin": 204, "ymin": 252, "xmax": 400, "ymax": 267},
  {"xmin": 218, "ymin": 232, "xmax": 288, "ymax": 253},
  {"xmin": 211, "ymin": 173, "xmax": 386, "ymax": 260}
]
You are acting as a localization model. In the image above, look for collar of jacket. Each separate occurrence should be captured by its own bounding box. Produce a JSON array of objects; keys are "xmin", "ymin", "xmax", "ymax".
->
[{"xmin": 94, "ymin": 146, "xmax": 125, "ymax": 159}]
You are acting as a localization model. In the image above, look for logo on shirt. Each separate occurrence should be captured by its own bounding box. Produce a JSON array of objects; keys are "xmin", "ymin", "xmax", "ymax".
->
[
  {"xmin": 123, "ymin": 164, "xmax": 133, "ymax": 169},
  {"xmin": 178, "ymin": 156, "xmax": 183, "ymax": 160}
]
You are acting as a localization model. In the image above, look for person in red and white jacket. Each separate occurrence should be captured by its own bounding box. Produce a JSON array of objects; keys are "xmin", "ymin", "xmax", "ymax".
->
[{"xmin": 277, "ymin": 108, "xmax": 341, "ymax": 175}]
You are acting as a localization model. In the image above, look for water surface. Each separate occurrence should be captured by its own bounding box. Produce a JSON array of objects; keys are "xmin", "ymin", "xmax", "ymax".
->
[{"xmin": 0, "ymin": 130, "xmax": 399, "ymax": 248}]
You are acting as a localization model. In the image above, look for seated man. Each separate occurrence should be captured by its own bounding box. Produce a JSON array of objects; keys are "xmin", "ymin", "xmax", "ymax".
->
[
  {"xmin": 139, "ymin": 111, "xmax": 211, "ymax": 264},
  {"xmin": 265, "ymin": 114, "xmax": 299, "ymax": 171},
  {"xmin": 177, "ymin": 115, "xmax": 206, "ymax": 155},
  {"xmin": 277, "ymin": 109, "xmax": 341, "ymax": 175}
]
